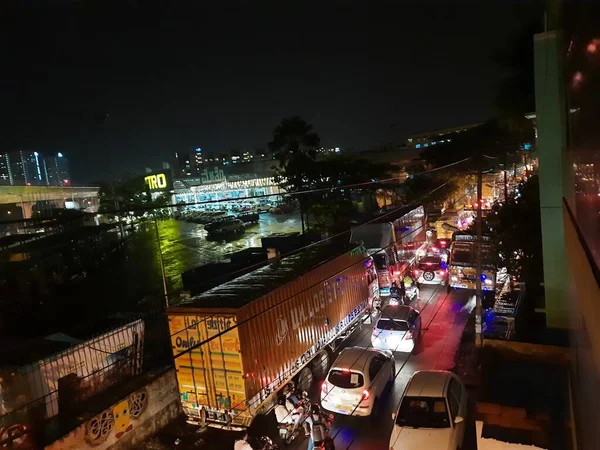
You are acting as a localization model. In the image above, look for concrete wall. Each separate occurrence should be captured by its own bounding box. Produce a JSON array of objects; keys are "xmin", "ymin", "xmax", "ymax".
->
[
  {"xmin": 563, "ymin": 203, "xmax": 600, "ymax": 449},
  {"xmin": 45, "ymin": 369, "xmax": 180, "ymax": 450}
]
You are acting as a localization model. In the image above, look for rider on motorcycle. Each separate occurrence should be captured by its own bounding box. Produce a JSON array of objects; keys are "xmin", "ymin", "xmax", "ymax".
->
[
  {"xmin": 283, "ymin": 383, "xmax": 312, "ymax": 436},
  {"xmin": 307, "ymin": 404, "xmax": 335, "ymax": 450},
  {"xmin": 234, "ymin": 432, "xmax": 254, "ymax": 450},
  {"xmin": 275, "ymin": 395, "xmax": 295, "ymax": 425}
]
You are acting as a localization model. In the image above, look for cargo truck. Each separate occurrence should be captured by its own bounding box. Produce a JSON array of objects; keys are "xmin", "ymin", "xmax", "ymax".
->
[
  {"xmin": 447, "ymin": 232, "xmax": 497, "ymax": 292},
  {"xmin": 167, "ymin": 241, "xmax": 375, "ymax": 430},
  {"xmin": 350, "ymin": 205, "xmax": 427, "ymax": 296}
]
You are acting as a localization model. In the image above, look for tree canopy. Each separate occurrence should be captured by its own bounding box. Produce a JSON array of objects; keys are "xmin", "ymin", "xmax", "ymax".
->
[
  {"xmin": 98, "ymin": 176, "xmax": 170, "ymax": 218},
  {"xmin": 269, "ymin": 116, "xmax": 397, "ymax": 231},
  {"xmin": 481, "ymin": 175, "xmax": 543, "ymax": 285}
]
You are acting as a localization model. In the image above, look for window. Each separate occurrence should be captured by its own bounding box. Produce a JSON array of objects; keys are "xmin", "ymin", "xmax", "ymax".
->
[
  {"xmin": 448, "ymin": 391, "xmax": 459, "ymax": 420},
  {"xmin": 328, "ymin": 370, "xmax": 364, "ymax": 388},
  {"xmin": 408, "ymin": 310, "xmax": 420, "ymax": 326},
  {"xmin": 448, "ymin": 378, "xmax": 462, "ymax": 406},
  {"xmin": 396, "ymin": 397, "xmax": 450, "ymax": 429},
  {"xmin": 415, "ymin": 144, "xmax": 421, "ymax": 149},
  {"xmin": 368, "ymin": 356, "xmax": 386, "ymax": 380},
  {"xmin": 376, "ymin": 319, "xmax": 409, "ymax": 331},
  {"xmin": 373, "ymin": 254, "xmax": 388, "ymax": 270},
  {"xmin": 451, "ymin": 247, "xmax": 473, "ymax": 264},
  {"xmin": 423, "ymin": 143, "xmax": 429, "ymax": 147}
]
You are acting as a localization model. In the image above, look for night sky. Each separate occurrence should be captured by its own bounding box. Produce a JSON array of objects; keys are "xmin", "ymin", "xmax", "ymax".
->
[{"xmin": 0, "ymin": 0, "xmax": 539, "ymax": 183}]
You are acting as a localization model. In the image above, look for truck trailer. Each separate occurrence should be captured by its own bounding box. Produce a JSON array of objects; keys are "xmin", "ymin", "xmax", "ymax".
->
[{"xmin": 167, "ymin": 241, "xmax": 375, "ymax": 430}]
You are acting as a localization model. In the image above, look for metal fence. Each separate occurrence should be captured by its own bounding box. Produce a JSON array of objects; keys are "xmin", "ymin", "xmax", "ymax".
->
[{"xmin": 0, "ymin": 309, "xmax": 172, "ymax": 446}]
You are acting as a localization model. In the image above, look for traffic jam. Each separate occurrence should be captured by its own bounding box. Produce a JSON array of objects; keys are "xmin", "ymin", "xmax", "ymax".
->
[{"xmin": 167, "ymin": 204, "xmax": 482, "ymax": 450}]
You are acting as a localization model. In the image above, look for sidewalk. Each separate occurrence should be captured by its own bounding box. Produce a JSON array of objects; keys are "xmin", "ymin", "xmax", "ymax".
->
[{"xmin": 451, "ymin": 312, "xmax": 481, "ymax": 450}]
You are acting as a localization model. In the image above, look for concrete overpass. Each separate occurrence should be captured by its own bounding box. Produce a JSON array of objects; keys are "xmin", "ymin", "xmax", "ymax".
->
[{"xmin": 0, "ymin": 185, "xmax": 99, "ymax": 218}]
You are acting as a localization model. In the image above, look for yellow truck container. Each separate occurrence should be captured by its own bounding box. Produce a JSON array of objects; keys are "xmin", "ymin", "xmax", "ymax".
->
[{"xmin": 167, "ymin": 242, "xmax": 372, "ymax": 429}]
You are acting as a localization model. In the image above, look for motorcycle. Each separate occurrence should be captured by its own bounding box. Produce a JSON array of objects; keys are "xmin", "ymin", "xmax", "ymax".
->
[
  {"xmin": 279, "ymin": 397, "xmax": 311, "ymax": 444},
  {"xmin": 256, "ymin": 436, "xmax": 279, "ymax": 450},
  {"xmin": 308, "ymin": 404, "xmax": 335, "ymax": 450}
]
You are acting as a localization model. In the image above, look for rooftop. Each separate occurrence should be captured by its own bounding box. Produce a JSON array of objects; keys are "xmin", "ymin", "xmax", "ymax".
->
[
  {"xmin": 332, "ymin": 346, "xmax": 381, "ymax": 373},
  {"xmin": 405, "ymin": 370, "xmax": 452, "ymax": 398},
  {"xmin": 173, "ymin": 240, "xmax": 361, "ymax": 310}
]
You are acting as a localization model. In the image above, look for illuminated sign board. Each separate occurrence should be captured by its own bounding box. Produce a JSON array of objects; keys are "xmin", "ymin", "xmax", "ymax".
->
[{"xmin": 144, "ymin": 171, "xmax": 173, "ymax": 192}]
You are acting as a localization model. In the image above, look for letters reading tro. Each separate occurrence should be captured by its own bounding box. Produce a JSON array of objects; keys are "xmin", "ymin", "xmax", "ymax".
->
[{"xmin": 145, "ymin": 173, "xmax": 168, "ymax": 190}]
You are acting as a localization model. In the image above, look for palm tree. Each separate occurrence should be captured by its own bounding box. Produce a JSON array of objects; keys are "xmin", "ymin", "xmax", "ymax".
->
[
  {"xmin": 269, "ymin": 116, "xmax": 321, "ymax": 232},
  {"xmin": 268, "ymin": 116, "xmax": 320, "ymax": 172}
]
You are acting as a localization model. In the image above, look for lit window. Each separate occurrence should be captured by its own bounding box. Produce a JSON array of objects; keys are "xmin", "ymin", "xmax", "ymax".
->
[
  {"xmin": 415, "ymin": 144, "xmax": 421, "ymax": 149},
  {"xmin": 424, "ymin": 143, "xmax": 429, "ymax": 147},
  {"xmin": 432, "ymin": 141, "xmax": 437, "ymax": 145}
]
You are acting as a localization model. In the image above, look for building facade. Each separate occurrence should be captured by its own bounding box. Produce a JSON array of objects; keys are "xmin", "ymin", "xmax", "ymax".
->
[
  {"xmin": 173, "ymin": 159, "xmax": 281, "ymax": 206},
  {"xmin": 0, "ymin": 153, "xmax": 12, "ymax": 185},
  {"xmin": 174, "ymin": 148, "xmax": 274, "ymax": 177},
  {"xmin": 405, "ymin": 123, "xmax": 481, "ymax": 149},
  {"xmin": 0, "ymin": 151, "xmax": 71, "ymax": 186},
  {"xmin": 43, "ymin": 152, "xmax": 71, "ymax": 186}
]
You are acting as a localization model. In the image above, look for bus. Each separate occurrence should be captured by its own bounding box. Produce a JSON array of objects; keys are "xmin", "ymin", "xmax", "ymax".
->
[
  {"xmin": 447, "ymin": 232, "xmax": 497, "ymax": 292},
  {"xmin": 350, "ymin": 205, "xmax": 427, "ymax": 296}
]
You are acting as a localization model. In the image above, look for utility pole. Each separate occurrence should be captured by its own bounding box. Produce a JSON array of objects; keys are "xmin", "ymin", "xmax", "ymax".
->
[
  {"xmin": 503, "ymin": 152, "xmax": 509, "ymax": 202},
  {"xmin": 475, "ymin": 152, "xmax": 484, "ymax": 348},
  {"xmin": 152, "ymin": 211, "xmax": 169, "ymax": 309}
]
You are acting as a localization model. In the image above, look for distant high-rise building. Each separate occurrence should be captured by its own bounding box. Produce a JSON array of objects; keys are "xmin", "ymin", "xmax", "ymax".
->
[
  {"xmin": 43, "ymin": 152, "xmax": 70, "ymax": 186},
  {"xmin": 0, "ymin": 153, "xmax": 12, "ymax": 185},
  {"xmin": 193, "ymin": 148, "xmax": 203, "ymax": 168},
  {"xmin": 7, "ymin": 151, "xmax": 45, "ymax": 185}
]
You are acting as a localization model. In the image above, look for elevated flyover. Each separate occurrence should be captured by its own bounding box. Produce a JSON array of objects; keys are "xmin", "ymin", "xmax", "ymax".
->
[{"xmin": 0, "ymin": 185, "xmax": 99, "ymax": 218}]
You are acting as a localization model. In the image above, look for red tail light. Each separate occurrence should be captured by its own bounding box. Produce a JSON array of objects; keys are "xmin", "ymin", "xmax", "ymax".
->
[
  {"xmin": 361, "ymin": 389, "xmax": 370, "ymax": 401},
  {"xmin": 405, "ymin": 330, "xmax": 413, "ymax": 340},
  {"xmin": 425, "ymin": 262, "xmax": 432, "ymax": 266},
  {"xmin": 432, "ymin": 247, "xmax": 438, "ymax": 252}
]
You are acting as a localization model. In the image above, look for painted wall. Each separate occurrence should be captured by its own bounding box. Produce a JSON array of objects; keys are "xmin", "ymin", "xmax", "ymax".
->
[{"xmin": 45, "ymin": 369, "xmax": 180, "ymax": 450}]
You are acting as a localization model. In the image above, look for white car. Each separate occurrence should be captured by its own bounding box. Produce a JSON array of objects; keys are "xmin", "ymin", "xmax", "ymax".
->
[
  {"xmin": 413, "ymin": 256, "xmax": 447, "ymax": 285},
  {"xmin": 371, "ymin": 305, "xmax": 422, "ymax": 353},
  {"xmin": 321, "ymin": 346, "xmax": 394, "ymax": 417},
  {"xmin": 390, "ymin": 370, "xmax": 468, "ymax": 450}
]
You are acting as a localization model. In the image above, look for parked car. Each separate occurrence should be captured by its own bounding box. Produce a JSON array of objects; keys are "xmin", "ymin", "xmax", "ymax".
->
[
  {"xmin": 413, "ymin": 256, "xmax": 447, "ymax": 285},
  {"xmin": 206, "ymin": 219, "xmax": 245, "ymax": 237},
  {"xmin": 371, "ymin": 305, "xmax": 422, "ymax": 353},
  {"xmin": 204, "ymin": 216, "xmax": 239, "ymax": 233},
  {"xmin": 321, "ymin": 346, "xmax": 394, "ymax": 417},
  {"xmin": 390, "ymin": 370, "xmax": 467, "ymax": 450}
]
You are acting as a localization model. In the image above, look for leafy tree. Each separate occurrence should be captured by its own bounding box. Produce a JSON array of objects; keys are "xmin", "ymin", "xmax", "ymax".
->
[
  {"xmin": 269, "ymin": 116, "xmax": 321, "ymax": 192},
  {"xmin": 481, "ymin": 175, "xmax": 543, "ymax": 285},
  {"xmin": 269, "ymin": 116, "xmax": 396, "ymax": 232},
  {"xmin": 98, "ymin": 176, "xmax": 170, "ymax": 219},
  {"xmin": 269, "ymin": 116, "xmax": 320, "ymax": 231}
]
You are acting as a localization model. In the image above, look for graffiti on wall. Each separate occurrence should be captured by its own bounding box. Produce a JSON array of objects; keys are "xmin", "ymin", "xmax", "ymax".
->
[
  {"xmin": 85, "ymin": 388, "xmax": 148, "ymax": 446},
  {"xmin": 0, "ymin": 423, "xmax": 36, "ymax": 449}
]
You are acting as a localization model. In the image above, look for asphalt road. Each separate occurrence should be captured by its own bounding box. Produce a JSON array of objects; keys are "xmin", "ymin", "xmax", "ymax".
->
[{"xmin": 143, "ymin": 283, "xmax": 476, "ymax": 450}]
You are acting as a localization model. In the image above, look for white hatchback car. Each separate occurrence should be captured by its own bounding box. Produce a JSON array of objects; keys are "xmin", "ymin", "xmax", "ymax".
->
[
  {"xmin": 321, "ymin": 346, "xmax": 394, "ymax": 417},
  {"xmin": 371, "ymin": 305, "xmax": 422, "ymax": 353},
  {"xmin": 390, "ymin": 370, "xmax": 468, "ymax": 450}
]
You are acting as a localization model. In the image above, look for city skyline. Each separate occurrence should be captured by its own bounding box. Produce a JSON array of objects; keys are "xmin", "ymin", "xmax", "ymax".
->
[
  {"xmin": 0, "ymin": 1, "xmax": 540, "ymax": 182},
  {"xmin": 0, "ymin": 150, "xmax": 71, "ymax": 187}
]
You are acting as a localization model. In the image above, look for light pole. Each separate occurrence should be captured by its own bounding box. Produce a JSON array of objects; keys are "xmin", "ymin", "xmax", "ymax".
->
[{"xmin": 153, "ymin": 211, "xmax": 169, "ymax": 309}]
